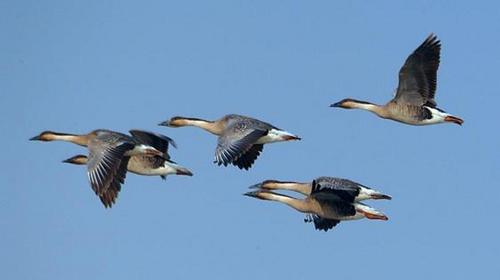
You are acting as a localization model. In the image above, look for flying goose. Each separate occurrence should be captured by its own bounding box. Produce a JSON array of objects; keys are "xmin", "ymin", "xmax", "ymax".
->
[
  {"xmin": 250, "ymin": 177, "xmax": 391, "ymax": 201},
  {"xmin": 245, "ymin": 178, "xmax": 390, "ymax": 231},
  {"xmin": 30, "ymin": 129, "xmax": 166, "ymax": 207},
  {"xmin": 62, "ymin": 130, "xmax": 193, "ymax": 179},
  {"xmin": 159, "ymin": 114, "xmax": 300, "ymax": 170},
  {"xmin": 331, "ymin": 34, "xmax": 463, "ymax": 126}
]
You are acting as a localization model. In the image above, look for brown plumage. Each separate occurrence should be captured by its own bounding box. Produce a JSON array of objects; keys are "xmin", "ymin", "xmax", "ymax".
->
[
  {"xmin": 331, "ymin": 34, "xmax": 463, "ymax": 126},
  {"xmin": 159, "ymin": 114, "xmax": 300, "ymax": 170},
  {"xmin": 245, "ymin": 178, "xmax": 391, "ymax": 231},
  {"xmin": 30, "ymin": 129, "xmax": 165, "ymax": 207}
]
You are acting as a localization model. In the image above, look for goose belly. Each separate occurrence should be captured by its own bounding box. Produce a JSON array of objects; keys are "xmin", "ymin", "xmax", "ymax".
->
[
  {"xmin": 127, "ymin": 157, "xmax": 173, "ymax": 176},
  {"xmin": 386, "ymin": 105, "xmax": 448, "ymax": 125}
]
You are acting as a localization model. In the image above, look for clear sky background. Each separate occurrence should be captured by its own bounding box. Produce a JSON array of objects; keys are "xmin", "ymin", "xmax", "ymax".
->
[{"xmin": 2, "ymin": 1, "xmax": 499, "ymax": 279}]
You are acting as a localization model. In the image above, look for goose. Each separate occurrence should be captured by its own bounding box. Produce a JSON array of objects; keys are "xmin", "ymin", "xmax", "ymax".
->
[
  {"xmin": 62, "ymin": 130, "xmax": 193, "ymax": 179},
  {"xmin": 244, "ymin": 187, "xmax": 388, "ymax": 232},
  {"xmin": 250, "ymin": 176, "xmax": 391, "ymax": 201},
  {"xmin": 331, "ymin": 34, "xmax": 463, "ymax": 126},
  {"xmin": 158, "ymin": 114, "xmax": 300, "ymax": 170},
  {"xmin": 30, "ymin": 129, "xmax": 166, "ymax": 207}
]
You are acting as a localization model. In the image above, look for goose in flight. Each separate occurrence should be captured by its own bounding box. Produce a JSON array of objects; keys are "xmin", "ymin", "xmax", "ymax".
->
[
  {"xmin": 62, "ymin": 130, "xmax": 193, "ymax": 179},
  {"xmin": 250, "ymin": 176, "xmax": 391, "ymax": 201},
  {"xmin": 245, "ymin": 178, "xmax": 390, "ymax": 231},
  {"xmin": 331, "ymin": 34, "xmax": 463, "ymax": 126},
  {"xmin": 159, "ymin": 114, "xmax": 300, "ymax": 170},
  {"xmin": 30, "ymin": 129, "xmax": 166, "ymax": 207}
]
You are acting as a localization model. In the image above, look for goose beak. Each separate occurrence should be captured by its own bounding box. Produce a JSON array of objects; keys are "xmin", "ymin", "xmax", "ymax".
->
[
  {"xmin": 243, "ymin": 191, "xmax": 260, "ymax": 198},
  {"xmin": 29, "ymin": 135, "xmax": 41, "ymax": 141},
  {"xmin": 248, "ymin": 183, "xmax": 263, "ymax": 189},
  {"xmin": 330, "ymin": 101, "xmax": 341, "ymax": 108},
  {"xmin": 158, "ymin": 120, "xmax": 170, "ymax": 127}
]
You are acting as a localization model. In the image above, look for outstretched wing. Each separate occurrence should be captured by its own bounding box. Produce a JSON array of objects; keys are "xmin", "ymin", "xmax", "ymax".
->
[
  {"xmin": 313, "ymin": 191, "xmax": 357, "ymax": 218},
  {"xmin": 232, "ymin": 144, "xmax": 264, "ymax": 170},
  {"xmin": 304, "ymin": 214, "xmax": 340, "ymax": 232},
  {"xmin": 311, "ymin": 178, "xmax": 361, "ymax": 203},
  {"xmin": 87, "ymin": 139, "xmax": 133, "ymax": 200},
  {"xmin": 129, "ymin": 130, "xmax": 177, "ymax": 154},
  {"xmin": 214, "ymin": 122, "xmax": 268, "ymax": 167},
  {"xmin": 97, "ymin": 157, "xmax": 129, "ymax": 208},
  {"xmin": 394, "ymin": 34, "xmax": 441, "ymax": 107}
]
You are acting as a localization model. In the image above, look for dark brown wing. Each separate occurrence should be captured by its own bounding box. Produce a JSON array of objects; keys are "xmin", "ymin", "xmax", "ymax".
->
[
  {"xmin": 129, "ymin": 130, "xmax": 176, "ymax": 155},
  {"xmin": 232, "ymin": 144, "xmax": 264, "ymax": 170},
  {"xmin": 87, "ymin": 140, "xmax": 133, "ymax": 199},
  {"xmin": 312, "ymin": 191, "xmax": 357, "ymax": 218},
  {"xmin": 311, "ymin": 178, "xmax": 361, "ymax": 203},
  {"xmin": 98, "ymin": 157, "xmax": 130, "ymax": 208},
  {"xmin": 304, "ymin": 214, "xmax": 340, "ymax": 232},
  {"xmin": 394, "ymin": 34, "xmax": 441, "ymax": 107},
  {"xmin": 215, "ymin": 127, "xmax": 267, "ymax": 167}
]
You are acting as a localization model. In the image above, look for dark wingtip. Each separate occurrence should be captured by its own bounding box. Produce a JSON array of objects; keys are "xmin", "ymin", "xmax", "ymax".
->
[{"xmin": 426, "ymin": 33, "xmax": 439, "ymax": 43}]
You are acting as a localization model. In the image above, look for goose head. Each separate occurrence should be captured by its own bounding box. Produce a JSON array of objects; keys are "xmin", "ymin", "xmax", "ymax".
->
[
  {"xmin": 330, "ymin": 98, "xmax": 372, "ymax": 109},
  {"xmin": 62, "ymin": 155, "xmax": 88, "ymax": 165},
  {"xmin": 158, "ymin": 116, "xmax": 201, "ymax": 127},
  {"xmin": 30, "ymin": 131, "xmax": 63, "ymax": 141}
]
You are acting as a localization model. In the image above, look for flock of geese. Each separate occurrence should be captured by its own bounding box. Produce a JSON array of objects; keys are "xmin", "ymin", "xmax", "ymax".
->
[{"xmin": 30, "ymin": 34, "xmax": 463, "ymax": 231}]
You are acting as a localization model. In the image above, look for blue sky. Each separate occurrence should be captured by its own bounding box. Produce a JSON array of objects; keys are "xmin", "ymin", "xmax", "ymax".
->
[{"xmin": 2, "ymin": 1, "xmax": 499, "ymax": 279}]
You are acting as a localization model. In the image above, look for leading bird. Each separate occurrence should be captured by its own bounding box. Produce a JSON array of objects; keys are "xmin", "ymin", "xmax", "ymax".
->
[{"xmin": 331, "ymin": 34, "xmax": 463, "ymax": 126}]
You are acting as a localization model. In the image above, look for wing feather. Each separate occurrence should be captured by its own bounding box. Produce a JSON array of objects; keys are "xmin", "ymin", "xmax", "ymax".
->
[
  {"xmin": 87, "ymin": 140, "xmax": 133, "ymax": 202},
  {"xmin": 311, "ymin": 177, "xmax": 361, "ymax": 203},
  {"xmin": 215, "ymin": 126, "xmax": 267, "ymax": 168},
  {"xmin": 304, "ymin": 214, "xmax": 340, "ymax": 231},
  {"xmin": 394, "ymin": 34, "xmax": 441, "ymax": 106}
]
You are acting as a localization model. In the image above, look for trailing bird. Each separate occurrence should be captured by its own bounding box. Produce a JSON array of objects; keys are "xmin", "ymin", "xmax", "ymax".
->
[
  {"xmin": 30, "ymin": 129, "xmax": 166, "ymax": 207},
  {"xmin": 159, "ymin": 114, "xmax": 300, "ymax": 170},
  {"xmin": 62, "ymin": 130, "xmax": 193, "ymax": 179},
  {"xmin": 245, "ymin": 178, "xmax": 390, "ymax": 231},
  {"xmin": 331, "ymin": 34, "xmax": 463, "ymax": 126},
  {"xmin": 250, "ymin": 176, "xmax": 391, "ymax": 201}
]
